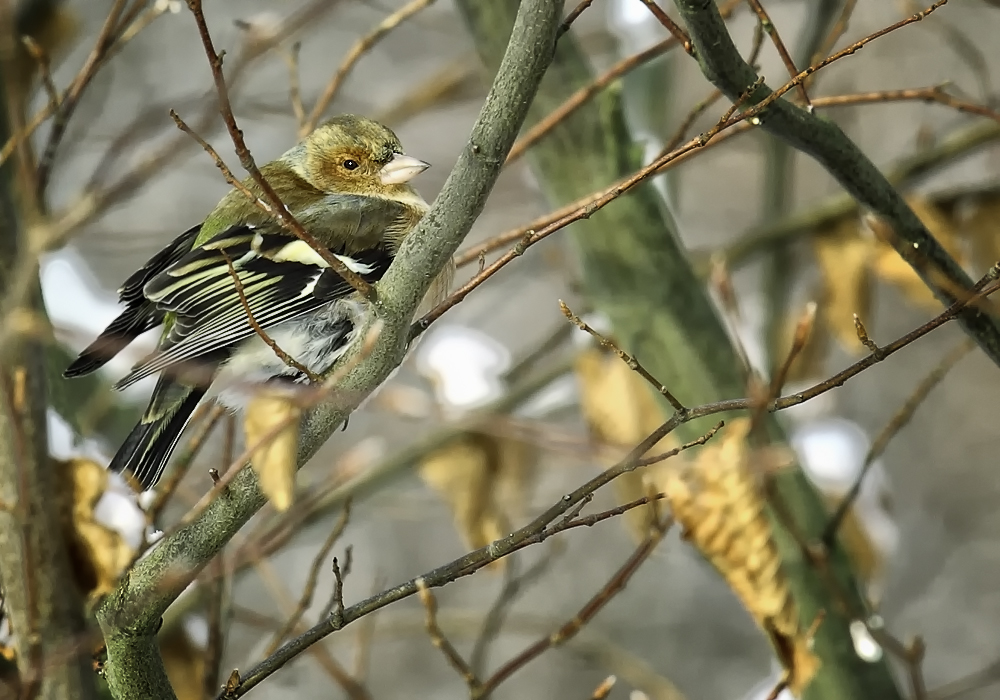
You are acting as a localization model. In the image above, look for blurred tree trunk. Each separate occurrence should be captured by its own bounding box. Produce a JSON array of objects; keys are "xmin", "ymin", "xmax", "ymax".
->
[
  {"xmin": 455, "ymin": 3, "xmax": 904, "ymax": 699},
  {"xmin": 0, "ymin": 2, "xmax": 97, "ymax": 698}
]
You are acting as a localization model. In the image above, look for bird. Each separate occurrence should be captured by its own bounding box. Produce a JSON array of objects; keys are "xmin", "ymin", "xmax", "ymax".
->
[{"xmin": 64, "ymin": 115, "xmax": 447, "ymax": 492}]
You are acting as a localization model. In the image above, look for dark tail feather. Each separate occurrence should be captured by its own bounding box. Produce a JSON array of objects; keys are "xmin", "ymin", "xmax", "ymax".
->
[
  {"xmin": 110, "ymin": 378, "xmax": 206, "ymax": 491},
  {"xmin": 63, "ymin": 304, "xmax": 163, "ymax": 378}
]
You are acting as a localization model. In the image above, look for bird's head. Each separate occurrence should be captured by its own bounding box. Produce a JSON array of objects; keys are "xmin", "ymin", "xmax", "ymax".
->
[{"xmin": 295, "ymin": 114, "xmax": 429, "ymax": 199}]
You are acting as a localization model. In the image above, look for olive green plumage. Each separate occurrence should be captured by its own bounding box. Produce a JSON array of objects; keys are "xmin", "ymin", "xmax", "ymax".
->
[{"xmin": 65, "ymin": 115, "xmax": 441, "ymax": 491}]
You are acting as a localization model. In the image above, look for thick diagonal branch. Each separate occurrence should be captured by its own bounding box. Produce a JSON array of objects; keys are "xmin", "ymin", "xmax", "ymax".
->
[
  {"xmin": 94, "ymin": 1, "xmax": 564, "ymax": 699},
  {"xmin": 673, "ymin": 0, "xmax": 1000, "ymax": 368}
]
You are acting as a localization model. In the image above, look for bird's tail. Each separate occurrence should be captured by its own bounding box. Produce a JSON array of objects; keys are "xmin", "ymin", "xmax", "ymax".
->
[{"xmin": 110, "ymin": 376, "xmax": 206, "ymax": 491}]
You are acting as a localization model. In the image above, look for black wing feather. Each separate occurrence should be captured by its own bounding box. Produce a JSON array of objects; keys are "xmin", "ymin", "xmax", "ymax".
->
[
  {"xmin": 63, "ymin": 225, "xmax": 202, "ymax": 377},
  {"xmin": 112, "ymin": 225, "xmax": 392, "ymax": 390}
]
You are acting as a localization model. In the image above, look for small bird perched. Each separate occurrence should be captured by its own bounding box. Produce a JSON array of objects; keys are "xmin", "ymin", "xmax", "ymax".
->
[{"xmin": 65, "ymin": 115, "xmax": 444, "ymax": 491}]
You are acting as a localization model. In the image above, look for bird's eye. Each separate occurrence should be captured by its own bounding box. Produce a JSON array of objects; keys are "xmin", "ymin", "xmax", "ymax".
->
[{"xmin": 343, "ymin": 159, "xmax": 359, "ymax": 171}]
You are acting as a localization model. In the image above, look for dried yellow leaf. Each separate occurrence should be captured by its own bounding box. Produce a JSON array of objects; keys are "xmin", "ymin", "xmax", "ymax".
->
[
  {"xmin": 813, "ymin": 219, "xmax": 874, "ymax": 353},
  {"xmin": 872, "ymin": 197, "xmax": 968, "ymax": 310},
  {"xmin": 574, "ymin": 346, "xmax": 675, "ymax": 541},
  {"xmin": 662, "ymin": 419, "xmax": 819, "ymax": 695},
  {"xmin": 960, "ymin": 193, "xmax": 1000, "ymax": 273},
  {"xmin": 159, "ymin": 624, "xmax": 205, "ymax": 700},
  {"xmin": 54, "ymin": 458, "xmax": 133, "ymax": 600},
  {"xmin": 419, "ymin": 432, "xmax": 536, "ymax": 568},
  {"xmin": 245, "ymin": 391, "xmax": 302, "ymax": 512}
]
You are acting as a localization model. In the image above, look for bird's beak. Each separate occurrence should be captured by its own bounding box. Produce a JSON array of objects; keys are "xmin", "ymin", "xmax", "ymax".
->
[{"xmin": 379, "ymin": 153, "xmax": 430, "ymax": 185}]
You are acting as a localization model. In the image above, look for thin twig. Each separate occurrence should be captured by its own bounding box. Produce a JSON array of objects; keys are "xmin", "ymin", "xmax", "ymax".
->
[
  {"xmin": 474, "ymin": 518, "xmax": 671, "ymax": 698},
  {"xmin": 769, "ymin": 302, "xmax": 817, "ymax": 399},
  {"xmin": 469, "ymin": 546, "xmax": 563, "ymax": 677},
  {"xmin": 809, "ymin": 0, "xmax": 857, "ymax": 69},
  {"xmin": 464, "ymin": 85, "xmax": 1000, "ymax": 271},
  {"xmin": 264, "ymin": 503, "xmax": 352, "ymax": 656},
  {"xmin": 283, "ymin": 42, "xmax": 306, "ymax": 132},
  {"xmin": 20, "ymin": 36, "xmax": 59, "ymax": 111},
  {"xmin": 560, "ymin": 300, "xmax": 686, "ymax": 413},
  {"xmin": 170, "ymin": 325, "xmax": 382, "ymax": 535},
  {"xmin": 415, "ymin": 78, "xmax": 763, "ymax": 335},
  {"xmin": 302, "ymin": 0, "xmax": 436, "ymax": 136},
  {"xmin": 351, "ymin": 574, "xmax": 386, "ymax": 684},
  {"xmin": 928, "ymin": 656, "xmax": 1000, "ymax": 699},
  {"xmin": 506, "ymin": 0, "xmax": 743, "ymax": 166},
  {"xmin": 822, "ymin": 338, "xmax": 974, "ymax": 544},
  {"xmin": 745, "ymin": 0, "xmax": 810, "ymax": 106},
  {"xmin": 220, "ymin": 251, "xmax": 322, "ymax": 383},
  {"xmin": 633, "ymin": 422, "xmax": 724, "ymax": 468},
  {"xmin": 637, "ymin": 0, "xmax": 693, "ymax": 54},
  {"xmin": 417, "ymin": 579, "xmax": 480, "ymax": 689},
  {"xmin": 324, "ymin": 550, "xmax": 351, "ymax": 626},
  {"xmin": 202, "ymin": 552, "xmax": 229, "ymax": 699},
  {"xmin": 557, "ymin": 0, "xmax": 595, "ymax": 38},
  {"xmin": 590, "ymin": 676, "xmax": 617, "ymax": 700},
  {"xmin": 662, "ymin": 87, "xmax": 723, "ymax": 153},
  {"xmin": 34, "ymin": 0, "xmax": 132, "ymax": 196},
  {"xmin": 183, "ymin": 0, "xmax": 374, "ymax": 299}
]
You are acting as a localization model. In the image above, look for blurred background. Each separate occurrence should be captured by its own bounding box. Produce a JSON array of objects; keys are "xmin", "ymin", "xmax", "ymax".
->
[{"xmin": 15, "ymin": 0, "xmax": 1000, "ymax": 698}]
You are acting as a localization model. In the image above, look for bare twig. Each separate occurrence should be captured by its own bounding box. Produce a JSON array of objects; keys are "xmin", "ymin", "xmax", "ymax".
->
[
  {"xmin": 469, "ymin": 547, "xmax": 563, "ymax": 677},
  {"xmin": 264, "ymin": 503, "xmax": 352, "ymax": 656},
  {"xmin": 823, "ymin": 338, "xmax": 974, "ymax": 544},
  {"xmin": 416, "ymin": 579, "xmax": 480, "ymax": 689},
  {"xmin": 474, "ymin": 518, "xmax": 671, "ymax": 698},
  {"xmin": 637, "ymin": 0, "xmax": 693, "ymax": 54},
  {"xmin": 183, "ymin": 0, "xmax": 374, "ymax": 299},
  {"xmin": 221, "ymin": 251, "xmax": 322, "ymax": 383},
  {"xmin": 661, "ymin": 87, "xmax": 723, "ymax": 153},
  {"xmin": 590, "ymin": 676, "xmax": 617, "ymax": 700},
  {"xmin": 283, "ymin": 42, "xmax": 306, "ymax": 132},
  {"xmin": 34, "ymin": 0, "xmax": 131, "ymax": 196},
  {"xmin": 560, "ymin": 300, "xmax": 686, "ymax": 413},
  {"xmin": 505, "ymin": 0, "xmax": 743, "ymax": 165},
  {"xmin": 558, "ymin": 0, "xmax": 595, "ymax": 38},
  {"xmin": 202, "ymin": 552, "xmax": 229, "ymax": 699},
  {"xmin": 809, "ymin": 0, "xmax": 857, "ymax": 69},
  {"xmin": 20, "ymin": 36, "xmax": 58, "ymax": 111},
  {"xmin": 302, "ymin": 0, "xmax": 436, "ymax": 137},
  {"xmin": 170, "ymin": 325, "xmax": 382, "ymax": 535},
  {"xmin": 769, "ymin": 302, "xmax": 817, "ymax": 398},
  {"xmin": 745, "ymin": 0, "xmax": 810, "ymax": 106},
  {"xmin": 416, "ymin": 78, "xmax": 764, "ymax": 334},
  {"xmin": 929, "ymin": 656, "xmax": 1000, "ymax": 699}
]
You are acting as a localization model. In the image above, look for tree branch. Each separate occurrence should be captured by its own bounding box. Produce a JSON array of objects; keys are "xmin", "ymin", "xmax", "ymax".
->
[
  {"xmin": 94, "ymin": 1, "xmax": 564, "ymax": 698},
  {"xmin": 671, "ymin": 0, "xmax": 1000, "ymax": 368}
]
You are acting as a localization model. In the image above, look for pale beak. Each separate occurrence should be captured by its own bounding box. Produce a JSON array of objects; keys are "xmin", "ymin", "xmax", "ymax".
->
[{"xmin": 379, "ymin": 153, "xmax": 430, "ymax": 185}]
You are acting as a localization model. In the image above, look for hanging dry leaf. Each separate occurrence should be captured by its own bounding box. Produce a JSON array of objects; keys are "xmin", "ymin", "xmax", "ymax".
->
[
  {"xmin": 574, "ymin": 346, "xmax": 676, "ymax": 542},
  {"xmin": 872, "ymin": 197, "xmax": 967, "ymax": 310},
  {"xmin": 419, "ymin": 432, "xmax": 536, "ymax": 568},
  {"xmin": 661, "ymin": 419, "xmax": 818, "ymax": 695},
  {"xmin": 245, "ymin": 391, "xmax": 302, "ymax": 512},
  {"xmin": 54, "ymin": 458, "xmax": 133, "ymax": 600},
  {"xmin": 813, "ymin": 218, "xmax": 874, "ymax": 353},
  {"xmin": 959, "ymin": 193, "xmax": 1000, "ymax": 273},
  {"xmin": 159, "ymin": 623, "xmax": 205, "ymax": 700}
]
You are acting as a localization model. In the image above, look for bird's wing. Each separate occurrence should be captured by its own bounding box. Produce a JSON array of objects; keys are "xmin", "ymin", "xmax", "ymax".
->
[
  {"xmin": 64, "ymin": 224, "xmax": 202, "ymax": 378},
  {"xmin": 112, "ymin": 221, "xmax": 392, "ymax": 390}
]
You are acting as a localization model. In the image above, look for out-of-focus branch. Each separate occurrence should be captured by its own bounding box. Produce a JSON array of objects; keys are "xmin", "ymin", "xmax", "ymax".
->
[
  {"xmin": 95, "ymin": 1, "xmax": 563, "ymax": 698},
  {"xmin": 0, "ymin": 2, "xmax": 97, "ymax": 698},
  {"xmin": 720, "ymin": 119, "xmax": 1000, "ymax": 268},
  {"xmin": 672, "ymin": 0, "xmax": 1000, "ymax": 369},
  {"xmin": 758, "ymin": 0, "xmax": 842, "ymax": 370}
]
